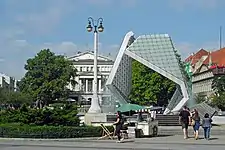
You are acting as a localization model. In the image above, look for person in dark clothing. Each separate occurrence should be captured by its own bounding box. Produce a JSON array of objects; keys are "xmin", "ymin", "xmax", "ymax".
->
[
  {"xmin": 113, "ymin": 111, "xmax": 123, "ymax": 142},
  {"xmin": 179, "ymin": 106, "xmax": 191, "ymax": 139}
]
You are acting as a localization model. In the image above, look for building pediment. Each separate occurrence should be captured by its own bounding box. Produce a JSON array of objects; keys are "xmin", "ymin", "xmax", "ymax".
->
[
  {"xmin": 194, "ymin": 64, "xmax": 209, "ymax": 74},
  {"xmin": 68, "ymin": 51, "xmax": 113, "ymax": 62},
  {"xmin": 199, "ymin": 65, "xmax": 209, "ymax": 73}
]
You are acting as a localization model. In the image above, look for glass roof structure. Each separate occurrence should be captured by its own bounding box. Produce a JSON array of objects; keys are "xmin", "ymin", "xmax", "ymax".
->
[{"xmin": 106, "ymin": 31, "xmax": 190, "ymax": 114}]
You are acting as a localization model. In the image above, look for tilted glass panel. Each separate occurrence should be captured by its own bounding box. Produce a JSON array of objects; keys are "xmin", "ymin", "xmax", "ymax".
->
[
  {"xmin": 111, "ymin": 54, "xmax": 132, "ymax": 101},
  {"xmin": 126, "ymin": 34, "xmax": 183, "ymax": 80}
]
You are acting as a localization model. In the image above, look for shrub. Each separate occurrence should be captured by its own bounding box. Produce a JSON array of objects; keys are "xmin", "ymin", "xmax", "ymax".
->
[
  {"xmin": 0, "ymin": 104, "xmax": 80, "ymax": 126},
  {"xmin": 0, "ymin": 124, "xmax": 114, "ymax": 138}
]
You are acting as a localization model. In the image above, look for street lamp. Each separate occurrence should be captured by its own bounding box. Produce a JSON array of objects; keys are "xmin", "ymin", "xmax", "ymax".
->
[{"xmin": 86, "ymin": 17, "xmax": 104, "ymax": 113}]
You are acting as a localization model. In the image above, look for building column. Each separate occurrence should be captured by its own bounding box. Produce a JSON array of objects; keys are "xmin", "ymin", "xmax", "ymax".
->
[
  {"xmin": 85, "ymin": 79, "xmax": 88, "ymax": 93},
  {"xmin": 99, "ymin": 79, "xmax": 101, "ymax": 92},
  {"xmin": 92, "ymin": 78, "xmax": 94, "ymax": 93},
  {"xmin": 79, "ymin": 79, "xmax": 82, "ymax": 91}
]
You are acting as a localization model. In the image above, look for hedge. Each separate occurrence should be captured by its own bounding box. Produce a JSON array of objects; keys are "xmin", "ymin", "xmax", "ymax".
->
[
  {"xmin": 0, "ymin": 105, "xmax": 80, "ymax": 126},
  {"xmin": 0, "ymin": 124, "xmax": 114, "ymax": 139}
]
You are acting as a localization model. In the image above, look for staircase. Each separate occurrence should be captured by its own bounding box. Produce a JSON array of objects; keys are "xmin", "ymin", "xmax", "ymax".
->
[
  {"xmin": 156, "ymin": 114, "xmax": 180, "ymax": 126},
  {"xmin": 189, "ymin": 102, "xmax": 217, "ymax": 119}
]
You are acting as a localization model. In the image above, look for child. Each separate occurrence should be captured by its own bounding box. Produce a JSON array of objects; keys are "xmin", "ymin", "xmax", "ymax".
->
[{"xmin": 202, "ymin": 113, "xmax": 212, "ymax": 140}]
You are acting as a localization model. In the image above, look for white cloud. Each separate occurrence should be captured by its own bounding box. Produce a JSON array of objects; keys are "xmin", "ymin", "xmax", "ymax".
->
[
  {"xmin": 175, "ymin": 41, "xmax": 220, "ymax": 59},
  {"xmin": 14, "ymin": 40, "xmax": 29, "ymax": 47},
  {"xmin": 0, "ymin": 36, "xmax": 119, "ymax": 79},
  {"xmin": 8, "ymin": 0, "xmax": 76, "ymax": 35},
  {"xmin": 41, "ymin": 42, "xmax": 78, "ymax": 56}
]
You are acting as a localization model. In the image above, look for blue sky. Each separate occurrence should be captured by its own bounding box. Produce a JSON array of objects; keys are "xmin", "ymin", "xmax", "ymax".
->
[{"xmin": 0, "ymin": 0, "xmax": 225, "ymax": 79}]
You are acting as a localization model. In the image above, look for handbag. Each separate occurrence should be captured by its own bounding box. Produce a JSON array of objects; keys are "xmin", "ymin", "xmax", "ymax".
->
[{"xmin": 191, "ymin": 119, "xmax": 195, "ymax": 126}]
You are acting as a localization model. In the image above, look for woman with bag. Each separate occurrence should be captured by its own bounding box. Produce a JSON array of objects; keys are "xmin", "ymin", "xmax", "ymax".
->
[
  {"xmin": 191, "ymin": 109, "xmax": 200, "ymax": 140},
  {"xmin": 113, "ymin": 111, "xmax": 124, "ymax": 142},
  {"xmin": 202, "ymin": 113, "xmax": 213, "ymax": 140}
]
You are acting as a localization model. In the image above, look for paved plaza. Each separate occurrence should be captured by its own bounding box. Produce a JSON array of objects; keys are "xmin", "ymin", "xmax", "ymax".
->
[{"xmin": 1, "ymin": 135, "xmax": 225, "ymax": 150}]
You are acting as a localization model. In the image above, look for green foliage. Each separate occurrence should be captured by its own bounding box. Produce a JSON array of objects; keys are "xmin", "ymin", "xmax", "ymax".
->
[
  {"xmin": 211, "ymin": 93, "xmax": 225, "ymax": 110},
  {"xmin": 212, "ymin": 76, "xmax": 225, "ymax": 94},
  {"xmin": 174, "ymin": 50, "xmax": 191, "ymax": 82},
  {"xmin": 0, "ymin": 124, "xmax": 114, "ymax": 138},
  {"xmin": 18, "ymin": 49, "xmax": 77, "ymax": 105},
  {"xmin": 211, "ymin": 76, "xmax": 225, "ymax": 110},
  {"xmin": 0, "ymin": 88, "xmax": 7, "ymax": 104},
  {"xmin": 129, "ymin": 60, "xmax": 176, "ymax": 106},
  {"xmin": 0, "ymin": 87, "xmax": 32, "ymax": 105},
  {"xmin": 0, "ymin": 104, "xmax": 80, "ymax": 126}
]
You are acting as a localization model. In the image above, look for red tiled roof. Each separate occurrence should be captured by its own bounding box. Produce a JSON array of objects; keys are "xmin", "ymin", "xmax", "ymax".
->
[
  {"xmin": 185, "ymin": 49, "xmax": 209, "ymax": 64},
  {"xmin": 203, "ymin": 47, "xmax": 225, "ymax": 66}
]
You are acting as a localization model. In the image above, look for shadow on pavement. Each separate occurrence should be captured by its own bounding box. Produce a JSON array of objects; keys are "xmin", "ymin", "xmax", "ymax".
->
[{"xmin": 141, "ymin": 134, "xmax": 173, "ymax": 138}]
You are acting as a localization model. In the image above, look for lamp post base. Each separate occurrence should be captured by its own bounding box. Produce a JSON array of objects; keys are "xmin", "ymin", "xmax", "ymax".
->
[
  {"xmin": 84, "ymin": 113, "xmax": 107, "ymax": 125},
  {"xmin": 88, "ymin": 95, "xmax": 101, "ymax": 113}
]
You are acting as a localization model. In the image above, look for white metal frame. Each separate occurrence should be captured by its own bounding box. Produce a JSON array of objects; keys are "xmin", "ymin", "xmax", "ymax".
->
[{"xmin": 106, "ymin": 31, "xmax": 189, "ymax": 114}]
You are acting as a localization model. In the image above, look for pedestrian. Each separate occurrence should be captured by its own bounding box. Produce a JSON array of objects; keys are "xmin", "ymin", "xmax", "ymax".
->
[
  {"xmin": 113, "ymin": 111, "xmax": 124, "ymax": 142},
  {"xmin": 202, "ymin": 113, "xmax": 213, "ymax": 140},
  {"xmin": 191, "ymin": 109, "xmax": 200, "ymax": 140},
  {"xmin": 179, "ymin": 106, "xmax": 191, "ymax": 139}
]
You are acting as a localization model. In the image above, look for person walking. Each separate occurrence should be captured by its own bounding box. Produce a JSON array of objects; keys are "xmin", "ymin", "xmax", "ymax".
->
[
  {"xmin": 191, "ymin": 109, "xmax": 200, "ymax": 140},
  {"xmin": 179, "ymin": 106, "xmax": 191, "ymax": 139},
  {"xmin": 113, "ymin": 111, "xmax": 124, "ymax": 142},
  {"xmin": 202, "ymin": 113, "xmax": 213, "ymax": 140}
]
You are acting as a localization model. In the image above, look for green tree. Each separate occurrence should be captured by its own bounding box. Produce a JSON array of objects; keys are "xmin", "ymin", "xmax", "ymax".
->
[
  {"xmin": 129, "ymin": 60, "xmax": 176, "ymax": 106},
  {"xmin": 211, "ymin": 75, "xmax": 225, "ymax": 110},
  {"xmin": 0, "ymin": 87, "xmax": 7, "ymax": 104},
  {"xmin": 212, "ymin": 76, "xmax": 225, "ymax": 94},
  {"xmin": 18, "ymin": 49, "xmax": 77, "ymax": 106},
  {"xmin": 0, "ymin": 87, "xmax": 32, "ymax": 106},
  {"xmin": 211, "ymin": 93, "xmax": 225, "ymax": 110},
  {"xmin": 6, "ymin": 91, "xmax": 33, "ymax": 105}
]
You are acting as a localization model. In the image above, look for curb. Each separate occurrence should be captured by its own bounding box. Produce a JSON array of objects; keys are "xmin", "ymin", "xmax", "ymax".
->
[{"xmin": 0, "ymin": 137, "xmax": 99, "ymax": 141}]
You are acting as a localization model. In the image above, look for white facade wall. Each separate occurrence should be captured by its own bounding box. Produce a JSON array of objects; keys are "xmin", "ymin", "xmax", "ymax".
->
[
  {"xmin": 67, "ymin": 52, "xmax": 114, "ymax": 103},
  {"xmin": 0, "ymin": 73, "xmax": 17, "ymax": 91},
  {"xmin": 192, "ymin": 69, "xmax": 214, "ymax": 96}
]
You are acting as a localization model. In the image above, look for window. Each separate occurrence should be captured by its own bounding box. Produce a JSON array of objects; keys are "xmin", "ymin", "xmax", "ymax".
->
[
  {"xmin": 87, "ymin": 79, "xmax": 93, "ymax": 92},
  {"xmin": 218, "ymin": 68, "xmax": 223, "ymax": 74},
  {"xmin": 80, "ymin": 67, "xmax": 83, "ymax": 72},
  {"xmin": 80, "ymin": 79, "xmax": 86, "ymax": 92}
]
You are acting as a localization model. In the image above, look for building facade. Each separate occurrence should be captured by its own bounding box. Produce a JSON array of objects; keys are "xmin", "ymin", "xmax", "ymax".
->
[
  {"xmin": 185, "ymin": 48, "xmax": 225, "ymax": 97},
  {"xmin": 0, "ymin": 73, "xmax": 17, "ymax": 91},
  {"xmin": 67, "ymin": 51, "xmax": 114, "ymax": 105}
]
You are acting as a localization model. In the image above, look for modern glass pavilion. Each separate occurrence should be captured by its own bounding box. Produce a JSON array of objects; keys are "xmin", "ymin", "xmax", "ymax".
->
[{"xmin": 105, "ymin": 31, "xmax": 190, "ymax": 114}]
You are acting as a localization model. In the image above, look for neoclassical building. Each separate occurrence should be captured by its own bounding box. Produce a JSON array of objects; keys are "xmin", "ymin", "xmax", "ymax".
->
[
  {"xmin": 185, "ymin": 48, "xmax": 225, "ymax": 97},
  {"xmin": 67, "ymin": 51, "xmax": 114, "ymax": 105},
  {"xmin": 0, "ymin": 73, "xmax": 17, "ymax": 91}
]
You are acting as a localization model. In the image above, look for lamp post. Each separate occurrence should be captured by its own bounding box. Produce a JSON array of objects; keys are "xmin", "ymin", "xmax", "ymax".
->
[{"xmin": 86, "ymin": 17, "xmax": 104, "ymax": 113}]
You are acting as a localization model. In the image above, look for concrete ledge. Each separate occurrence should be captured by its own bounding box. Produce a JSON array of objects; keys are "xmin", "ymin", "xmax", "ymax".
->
[{"xmin": 212, "ymin": 116, "xmax": 225, "ymax": 125}]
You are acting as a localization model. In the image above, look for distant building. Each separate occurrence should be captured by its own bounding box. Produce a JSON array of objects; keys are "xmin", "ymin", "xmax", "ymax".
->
[
  {"xmin": 185, "ymin": 48, "xmax": 225, "ymax": 97},
  {"xmin": 67, "ymin": 51, "xmax": 114, "ymax": 105},
  {"xmin": 0, "ymin": 73, "xmax": 17, "ymax": 91}
]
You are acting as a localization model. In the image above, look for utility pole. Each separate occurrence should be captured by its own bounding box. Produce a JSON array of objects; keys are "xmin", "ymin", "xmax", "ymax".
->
[{"xmin": 219, "ymin": 26, "xmax": 222, "ymax": 50}]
